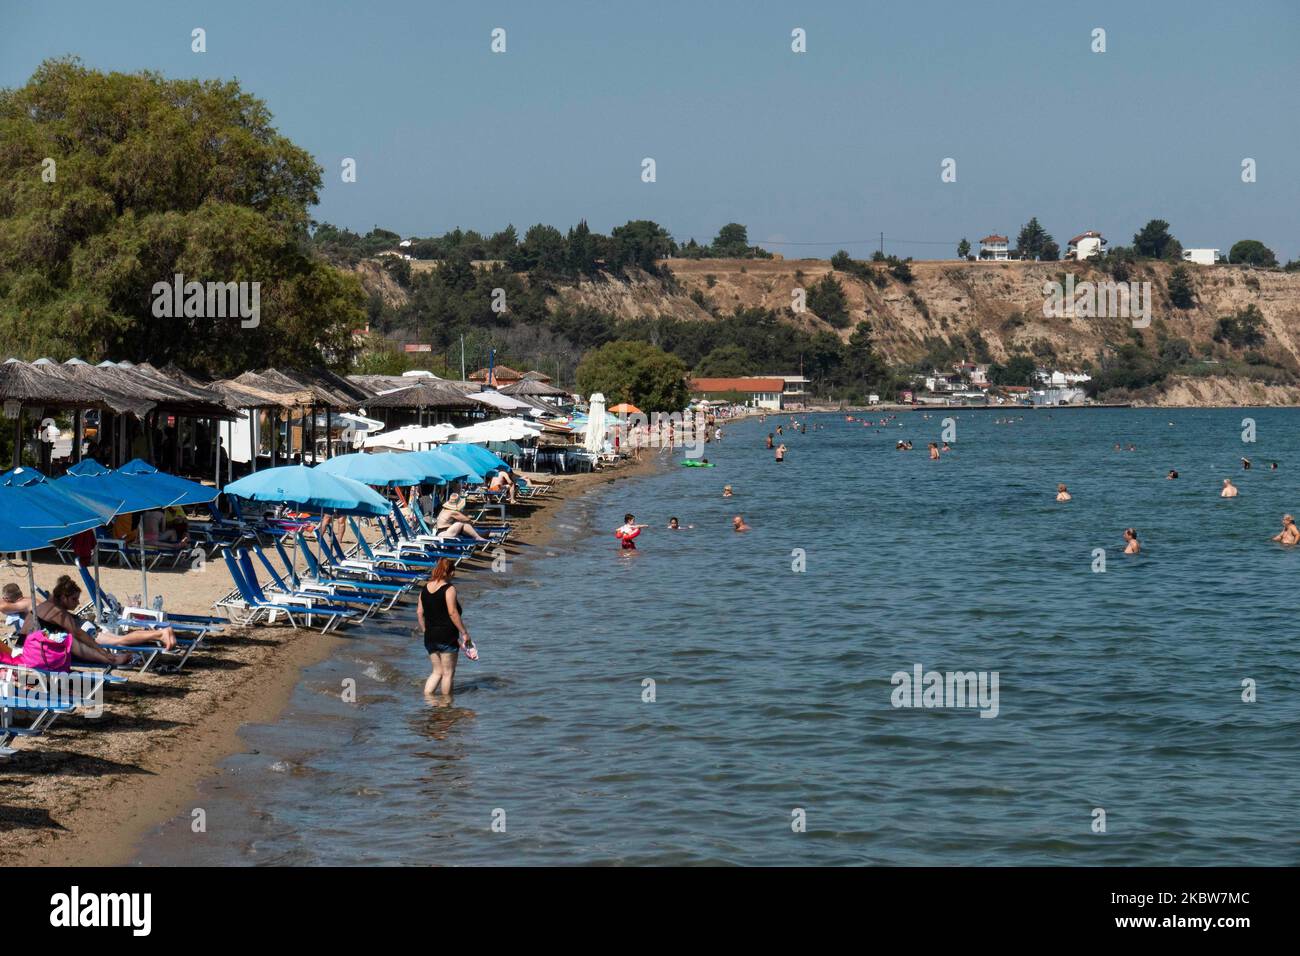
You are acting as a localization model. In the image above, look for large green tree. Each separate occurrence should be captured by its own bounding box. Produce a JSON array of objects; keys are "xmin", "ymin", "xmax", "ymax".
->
[
  {"xmin": 0, "ymin": 58, "xmax": 364, "ymax": 374},
  {"xmin": 1228, "ymin": 239, "xmax": 1277, "ymax": 267},
  {"xmin": 1015, "ymin": 218, "xmax": 1059, "ymax": 261},
  {"xmin": 575, "ymin": 340, "xmax": 690, "ymax": 411},
  {"xmin": 1133, "ymin": 219, "xmax": 1178, "ymax": 260}
]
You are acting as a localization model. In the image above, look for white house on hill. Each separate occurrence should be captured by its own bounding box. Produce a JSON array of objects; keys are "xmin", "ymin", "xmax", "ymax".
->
[
  {"xmin": 1066, "ymin": 231, "xmax": 1106, "ymax": 261},
  {"xmin": 1182, "ymin": 248, "xmax": 1220, "ymax": 265},
  {"xmin": 979, "ymin": 235, "xmax": 1009, "ymax": 261}
]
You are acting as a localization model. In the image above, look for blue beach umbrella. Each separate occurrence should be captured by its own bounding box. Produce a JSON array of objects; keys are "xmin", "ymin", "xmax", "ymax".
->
[
  {"xmin": 116, "ymin": 458, "xmax": 218, "ymax": 507},
  {"xmin": 113, "ymin": 459, "xmax": 218, "ymax": 607},
  {"xmin": 0, "ymin": 467, "xmax": 122, "ymax": 531},
  {"xmin": 59, "ymin": 459, "xmax": 186, "ymax": 619},
  {"xmin": 60, "ymin": 459, "xmax": 180, "ymax": 514},
  {"xmin": 0, "ymin": 470, "xmax": 127, "ymax": 622},
  {"xmin": 403, "ymin": 449, "xmax": 481, "ymax": 484},
  {"xmin": 225, "ymin": 465, "xmax": 391, "ymax": 517},
  {"xmin": 316, "ymin": 452, "xmax": 427, "ymax": 487},
  {"xmin": 440, "ymin": 442, "xmax": 510, "ymax": 476},
  {"xmin": 0, "ymin": 486, "xmax": 103, "ymax": 552},
  {"xmin": 225, "ymin": 465, "xmax": 391, "ymax": 584}
]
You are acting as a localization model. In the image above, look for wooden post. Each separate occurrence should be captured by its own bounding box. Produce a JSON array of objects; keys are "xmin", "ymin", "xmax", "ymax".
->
[
  {"xmin": 249, "ymin": 408, "xmax": 258, "ymax": 473},
  {"xmin": 11, "ymin": 405, "xmax": 21, "ymax": 469},
  {"xmin": 72, "ymin": 408, "xmax": 83, "ymax": 463}
]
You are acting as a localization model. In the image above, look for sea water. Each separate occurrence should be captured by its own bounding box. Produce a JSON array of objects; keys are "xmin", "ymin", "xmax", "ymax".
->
[{"xmin": 133, "ymin": 408, "xmax": 1300, "ymax": 865}]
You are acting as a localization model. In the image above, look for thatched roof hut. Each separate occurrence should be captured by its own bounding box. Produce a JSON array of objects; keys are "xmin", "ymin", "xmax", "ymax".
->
[
  {"xmin": 500, "ymin": 378, "xmax": 569, "ymax": 398},
  {"xmin": 1, "ymin": 358, "xmax": 108, "ymax": 410},
  {"xmin": 363, "ymin": 380, "xmax": 480, "ymax": 410}
]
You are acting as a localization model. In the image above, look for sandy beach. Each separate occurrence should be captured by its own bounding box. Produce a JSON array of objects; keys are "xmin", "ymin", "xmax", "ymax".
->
[{"xmin": 2, "ymin": 453, "xmax": 662, "ymax": 865}]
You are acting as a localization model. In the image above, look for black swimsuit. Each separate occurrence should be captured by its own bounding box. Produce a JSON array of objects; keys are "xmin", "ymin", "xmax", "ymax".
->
[{"xmin": 420, "ymin": 583, "xmax": 461, "ymax": 654}]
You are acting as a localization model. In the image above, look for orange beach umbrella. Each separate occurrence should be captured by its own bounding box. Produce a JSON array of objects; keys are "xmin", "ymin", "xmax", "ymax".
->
[{"xmin": 609, "ymin": 402, "xmax": 643, "ymax": 416}]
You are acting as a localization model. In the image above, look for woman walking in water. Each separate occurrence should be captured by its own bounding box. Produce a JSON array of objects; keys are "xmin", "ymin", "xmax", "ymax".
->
[{"xmin": 417, "ymin": 558, "xmax": 478, "ymax": 698}]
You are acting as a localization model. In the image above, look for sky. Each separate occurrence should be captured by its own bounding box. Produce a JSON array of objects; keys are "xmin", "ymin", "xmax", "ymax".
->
[{"xmin": 3, "ymin": 0, "xmax": 1298, "ymax": 260}]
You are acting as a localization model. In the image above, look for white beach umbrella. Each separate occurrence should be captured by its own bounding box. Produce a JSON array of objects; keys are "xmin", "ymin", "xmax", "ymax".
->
[
  {"xmin": 585, "ymin": 393, "xmax": 607, "ymax": 453},
  {"xmin": 364, "ymin": 423, "xmax": 458, "ymax": 450},
  {"xmin": 452, "ymin": 419, "xmax": 541, "ymax": 443}
]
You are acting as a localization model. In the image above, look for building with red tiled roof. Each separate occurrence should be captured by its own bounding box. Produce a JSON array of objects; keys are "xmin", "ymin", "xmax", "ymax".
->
[
  {"xmin": 979, "ymin": 235, "xmax": 1010, "ymax": 261},
  {"xmin": 689, "ymin": 377, "xmax": 787, "ymax": 410},
  {"xmin": 1065, "ymin": 230, "xmax": 1106, "ymax": 261}
]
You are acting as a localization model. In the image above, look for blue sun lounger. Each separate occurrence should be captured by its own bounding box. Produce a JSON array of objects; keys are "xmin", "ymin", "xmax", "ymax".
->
[
  {"xmin": 236, "ymin": 551, "xmax": 366, "ymax": 626},
  {"xmin": 220, "ymin": 549, "xmax": 356, "ymax": 633},
  {"xmin": 299, "ymin": 531, "xmax": 424, "ymax": 585},
  {"xmin": 275, "ymin": 537, "xmax": 410, "ymax": 601},
  {"xmin": 249, "ymin": 543, "xmax": 387, "ymax": 617},
  {"xmin": 322, "ymin": 527, "xmax": 431, "ymax": 579}
]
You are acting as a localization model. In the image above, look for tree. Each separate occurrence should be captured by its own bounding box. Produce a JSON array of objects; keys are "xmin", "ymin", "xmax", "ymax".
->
[
  {"xmin": 1167, "ymin": 265, "xmax": 1195, "ymax": 309},
  {"xmin": 988, "ymin": 355, "xmax": 1037, "ymax": 386},
  {"xmin": 1214, "ymin": 304, "xmax": 1266, "ymax": 349},
  {"xmin": 695, "ymin": 344, "xmax": 753, "ymax": 377},
  {"xmin": 842, "ymin": 322, "xmax": 893, "ymax": 399},
  {"xmin": 575, "ymin": 340, "xmax": 690, "ymax": 411},
  {"xmin": 1015, "ymin": 218, "xmax": 1059, "ymax": 261},
  {"xmin": 564, "ymin": 220, "xmax": 601, "ymax": 275},
  {"xmin": 1228, "ymin": 240, "xmax": 1277, "ymax": 267},
  {"xmin": 711, "ymin": 223, "xmax": 750, "ymax": 257},
  {"xmin": 957, "ymin": 238, "xmax": 971, "ymax": 259},
  {"xmin": 1133, "ymin": 220, "xmax": 1177, "ymax": 260},
  {"xmin": 607, "ymin": 220, "xmax": 673, "ymax": 274},
  {"xmin": 806, "ymin": 274, "xmax": 850, "ymax": 328},
  {"xmin": 0, "ymin": 58, "xmax": 365, "ymax": 373}
]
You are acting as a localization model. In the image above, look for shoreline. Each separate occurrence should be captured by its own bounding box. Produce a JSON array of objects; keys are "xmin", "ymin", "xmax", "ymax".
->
[{"xmin": 3, "ymin": 452, "xmax": 666, "ymax": 866}]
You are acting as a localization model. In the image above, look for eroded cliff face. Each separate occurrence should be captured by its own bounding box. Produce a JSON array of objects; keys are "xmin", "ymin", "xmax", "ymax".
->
[
  {"xmin": 354, "ymin": 255, "xmax": 1300, "ymax": 400},
  {"xmin": 644, "ymin": 258, "xmax": 1300, "ymax": 370}
]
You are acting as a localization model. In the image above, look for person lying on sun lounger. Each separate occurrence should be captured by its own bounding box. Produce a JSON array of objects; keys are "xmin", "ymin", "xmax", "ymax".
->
[
  {"xmin": 141, "ymin": 509, "xmax": 188, "ymax": 547},
  {"xmin": 6, "ymin": 582, "xmax": 132, "ymax": 666},
  {"xmin": 27, "ymin": 576, "xmax": 177, "ymax": 653},
  {"xmin": 435, "ymin": 494, "xmax": 488, "ymax": 542},
  {"xmin": 488, "ymin": 471, "xmax": 517, "ymax": 503}
]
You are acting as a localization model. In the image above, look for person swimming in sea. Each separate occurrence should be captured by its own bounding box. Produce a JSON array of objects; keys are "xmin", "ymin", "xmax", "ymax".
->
[
  {"xmin": 1123, "ymin": 528, "xmax": 1140, "ymax": 554},
  {"xmin": 775, "ymin": 443, "xmax": 786, "ymax": 462},
  {"xmin": 732, "ymin": 515, "xmax": 751, "ymax": 532},
  {"xmin": 1221, "ymin": 479, "xmax": 1239, "ymax": 498},
  {"xmin": 928, "ymin": 442, "xmax": 940, "ymax": 460},
  {"xmin": 941, "ymin": 441, "xmax": 952, "ymax": 452},
  {"xmin": 1242, "ymin": 457, "xmax": 1252, "ymax": 470},
  {"xmin": 1056, "ymin": 484, "xmax": 1072, "ymax": 502},
  {"xmin": 1167, "ymin": 469, "xmax": 1179, "ymax": 479},
  {"xmin": 1272, "ymin": 514, "xmax": 1300, "ymax": 545},
  {"xmin": 615, "ymin": 513, "xmax": 648, "ymax": 550},
  {"xmin": 766, "ymin": 433, "xmax": 774, "ymax": 449},
  {"xmin": 668, "ymin": 517, "xmax": 679, "ymax": 530}
]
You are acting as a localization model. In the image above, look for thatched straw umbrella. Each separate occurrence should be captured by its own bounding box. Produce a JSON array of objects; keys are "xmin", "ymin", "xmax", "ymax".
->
[
  {"xmin": 363, "ymin": 380, "xmax": 480, "ymax": 429},
  {"xmin": 500, "ymin": 378, "xmax": 570, "ymax": 398}
]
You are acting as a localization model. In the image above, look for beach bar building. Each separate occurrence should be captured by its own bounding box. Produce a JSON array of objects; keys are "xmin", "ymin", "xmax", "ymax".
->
[{"xmin": 689, "ymin": 377, "xmax": 787, "ymax": 411}]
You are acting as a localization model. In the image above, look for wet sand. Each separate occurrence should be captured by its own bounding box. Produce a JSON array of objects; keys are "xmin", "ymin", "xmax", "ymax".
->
[{"xmin": 2, "ymin": 453, "xmax": 662, "ymax": 865}]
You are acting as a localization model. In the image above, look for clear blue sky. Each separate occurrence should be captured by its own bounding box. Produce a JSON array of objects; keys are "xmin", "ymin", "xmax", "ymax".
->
[{"xmin": 4, "ymin": 0, "xmax": 1297, "ymax": 259}]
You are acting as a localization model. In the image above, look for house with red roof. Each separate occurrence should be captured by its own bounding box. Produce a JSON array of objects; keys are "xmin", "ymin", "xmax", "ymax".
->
[{"xmin": 979, "ymin": 235, "xmax": 1009, "ymax": 261}]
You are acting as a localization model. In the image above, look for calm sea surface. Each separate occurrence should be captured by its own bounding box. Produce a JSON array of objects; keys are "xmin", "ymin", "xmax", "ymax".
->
[{"xmin": 134, "ymin": 408, "xmax": 1300, "ymax": 865}]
